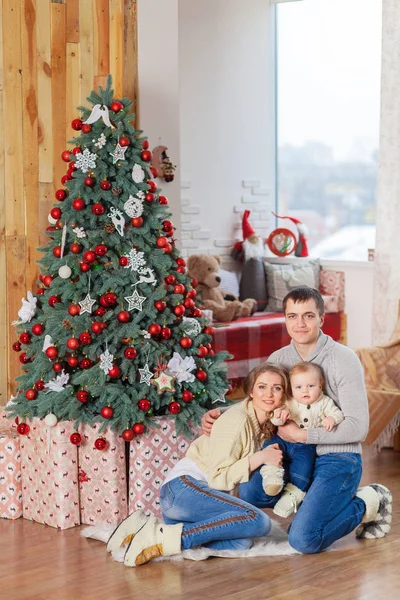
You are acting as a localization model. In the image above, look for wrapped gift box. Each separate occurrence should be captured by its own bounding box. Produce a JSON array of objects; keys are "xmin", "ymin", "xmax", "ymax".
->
[
  {"xmin": 0, "ymin": 431, "xmax": 22, "ymax": 519},
  {"xmin": 78, "ymin": 423, "xmax": 128, "ymax": 525},
  {"xmin": 129, "ymin": 418, "xmax": 194, "ymax": 518},
  {"xmin": 20, "ymin": 418, "xmax": 80, "ymax": 530}
]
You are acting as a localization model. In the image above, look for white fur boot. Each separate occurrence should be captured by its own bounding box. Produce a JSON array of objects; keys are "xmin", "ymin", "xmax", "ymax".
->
[
  {"xmin": 355, "ymin": 484, "xmax": 392, "ymax": 539},
  {"xmin": 273, "ymin": 483, "xmax": 306, "ymax": 518},
  {"xmin": 260, "ymin": 464, "xmax": 285, "ymax": 496},
  {"xmin": 106, "ymin": 509, "xmax": 149, "ymax": 553},
  {"xmin": 124, "ymin": 518, "xmax": 183, "ymax": 567}
]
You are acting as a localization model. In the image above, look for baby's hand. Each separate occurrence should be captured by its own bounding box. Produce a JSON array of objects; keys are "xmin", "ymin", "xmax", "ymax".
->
[
  {"xmin": 322, "ymin": 416, "xmax": 336, "ymax": 432},
  {"xmin": 279, "ymin": 409, "xmax": 290, "ymax": 423}
]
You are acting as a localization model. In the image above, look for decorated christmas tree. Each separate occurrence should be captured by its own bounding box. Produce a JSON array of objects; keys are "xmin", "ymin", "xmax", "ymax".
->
[{"xmin": 8, "ymin": 76, "xmax": 230, "ymax": 444}]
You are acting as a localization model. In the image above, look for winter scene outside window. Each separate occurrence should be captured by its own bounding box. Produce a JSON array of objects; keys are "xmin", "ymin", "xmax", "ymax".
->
[{"xmin": 276, "ymin": 0, "xmax": 382, "ymax": 260}]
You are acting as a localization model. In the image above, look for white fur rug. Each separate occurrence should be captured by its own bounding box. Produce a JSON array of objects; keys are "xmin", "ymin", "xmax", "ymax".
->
[{"xmin": 81, "ymin": 519, "xmax": 299, "ymax": 562}]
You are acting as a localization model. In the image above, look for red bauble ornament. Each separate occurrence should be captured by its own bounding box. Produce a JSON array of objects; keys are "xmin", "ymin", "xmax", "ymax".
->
[
  {"xmin": 176, "ymin": 257, "xmax": 186, "ymax": 267},
  {"xmin": 100, "ymin": 406, "xmax": 114, "ymax": 419},
  {"xmin": 37, "ymin": 287, "xmax": 45, "ymax": 295},
  {"xmin": 191, "ymin": 278, "xmax": 199, "ymax": 288},
  {"xmin": 119, "ymin": 136, "xmax": 130, "ymax": 147},
  {"xmin": 94, "ymin": 307, "xmax": 106, "ymax": 317},
  {"xmin": 91, "ymin": 321, "xmax": 103, "ymax": 334},
  {"xmin": 197, "ymin": 346, "xmax": 208, "ymax": 358},
  {"xmin": 48, "ymin": 295, "xmax": 60, "ymax": 307},
  {"xmin": 184, "ymin": 298, "xmax": 195, "ymax": 310},
  {"xmin": 77, "ymin": 390, "xmax": 89, "ymax": 403},
  {"xmin": 12, "ymin": 341, "xmax": 21, "ymax": 352},
  {"xmin": 70, "ymin": 242, "xmax": 82, "ymax": 254},
  {"xmin": 19, "ymin": 352, "xmax": 30, "ymax": 364},
  {"xmin": 161, "ymin": 327, "xmax": 172, "ymax": 340},
  {"xmin": 92, "ymin": 203, "xmax": 105, "ymax": 215},
  {"xmin": 124, "ymin": 347, "xmax": 137, "ymax": 360},
  {"xmin": 80, "ymin": 358, "xmax": 93, "ymax": 369},
  {"xmin": 35, "ymin": 380, "xmax": 45, "ymax": 391},
  {"xmin": 67, "ymin": 337, "xmax": 80, "ymax": 350},
  {"xmin": 174, "ymin": 305, "xmax": 185, "ymax": 317},
  {"xmin": 72, "ymin": 147, "xmax": 81, "ymax": 155},
  {"xmin": 45, "ymin": 346, "xmax": 58, "ymax": 359},
  {"xmin": 71, "ymin": 118, "xmax": 82, "ymax": 130},
  {"xmin": 80, "ymin": 262, "xmax": 91, "ymax": 273},
  {"xmin": 168, "ymin": 402, "xmax": 181, "ymax": 415},
  {"xmin": 25, "ymin": 388, "xmax": 38, "ymax": 400},
  {"xmin": 154, "ymin": 300, "xmax": 166, "ymax": 312},
  {"xmin": 110, "ymin": 100, "xmax": 124, "ymax": 112},
  {"xmin": 94, "ymin": 437, "xmax": 107, "ymax": 450},
  {"xmin": 145, "ymin": 192, "xmax": 155, "ymax": 203},
  {"xmin": 61, "ymin": 175, "xmax": 70, "ymax": 185},
  {"xmin": 99, "ymin": 296, "xmax": 109, "ymax": 308},
  {"xmin": 72, "ymin": 197, "xmax": 85, "ymax": 211},
  {"xmin": 67, "ymin": 356, "xmax": 79, "ymax": 368},
  {"xmin": 140, "ymin": 150, "xmax": 152, "ymax": 162},
  {"xmin": 53, "ymin": 362, "xmax": 63, "ymax": 372},
  {"xmin": 81, "ymin": 124, "xmax": 92, "ymax": 134},
  {"xmin": 55, "ymin": 189, "xmax": 67, "ymax": 201},
  {"xmin": 119, "ymin": 256, "xmax": 129, "ymax": 267},
  {"xmin": 159, "ymin": 195, "xmax": 168, "ymax": 205},
  {"xmin": 196, "ymin": 370, "xmax": 208, "ymax": 382},
  {"xmin": 147, "ymin": 180, "xmax": 157, "ymax": 192},
  {"xmin": 121, "ymin": 428, "xmax": 134, "ymax": 442},
  {"xmin": 165, "ymin": 275, "xmax": 176, "ymax": 285},
  {"xmin": 104, "ymin": 292, "xmax": 117, "ymax": 306},
  {"xmin": 148, "ymin": 323, "xmax": 161, "ymax": 336},
  {"xmin": 156, "ymin": 236, "xmax": 168, "ymax": 248},
  {"xmin": 187, "ymin": 289, "xmax": 196, "ymax": 299},
  {"xmin": 180, "ymin": 337, "xmax": 192, "ymax": 349},
  {"xmin": 68, "ymin": 304, "xmax": 80, "ymax": 316},
  {"xmin": 79, "ymin": 332, "xmax": 92, "ymax": 345},
  {"xmin": 43, "ymin": 275, "xmax": 53, "ymax": 287},
  {"xmin": 150, "ymin": 166, "xmax": 159, "ymax": 178},
  {"xmin": 50, "ymin": 207, "xmax": 62, "ymax": 220},
  {"xmin": 108, "ymin": 365, "xmax": 121, "ymax": 379},
  {"xmin": 70, "ymin": 432, "xmax": 82, "ymax": 445},
  {"xmin": 117, "ymin": 311, "xmax": 130, "ymax": 323},
  {"xmin": 69, "ymin": 161, "xmax": 77, "ymax": 172},
  {"xmin": 61, "ymin": 150, "xmax": 71, "ymax": 162},
  {"xmin": 95, "ymin": 244, "xmax": 107, "ymax": 256},
  {"xmin": 19, "ymin": 332, "xmax": 31, "ymax": 344},
  {"xmin": 192, "ymin": 308, "xmax": 202, "ymax": 318},
  {"xmin": 204, "ymin": 326, "xmax": 214, "ymax": 336},
  {"xmin": 17, "ymin": 423, "xmax": 30, "ymax": 436},
  {"xmin": 173, "ymin": 284, "xmax": 185, "ymax": 295},
  {"xmin": 133, "ymin": 423, "xmax": 145, "ymax": 435},
  {"xmin": 138, "ymin": 398, "xmax": 151, "ymax": 412},
  {"xmin": 163, "ymin": 243, "xmax": 173, "ymax": 254},
  {"xmin": 182, "ymin": 390, "xmax": 193, "ymax": 403},
  {"xmin": 163, "ymin": 220, "xmax": 173, "ymax": 232},
  {"xmin": 100, "ymin": 180, "xmax": 111, "ymax": 190},
  {"xmin": 53, "ymin": 246, "xmax": 62, "ymax": 258},
  {"xmin": 131, "ymin": 217, "xmax": 143, "ymax": 228},
  {"xmin": 84, "ymin": 176, "xmax": 95, "ymax": 187},
  {"xmin": 83, "ymin": 250, "xmax": 96, "ymax": 263},
  {"xmin": 142, "ymin": 140, "xmax": 150, "ymax": 150}
]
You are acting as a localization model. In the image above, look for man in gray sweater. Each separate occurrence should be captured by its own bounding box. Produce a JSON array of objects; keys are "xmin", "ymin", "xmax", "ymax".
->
[{"xmin": 202, "ymin": 286, "xmax": 392, "ymax": 552}]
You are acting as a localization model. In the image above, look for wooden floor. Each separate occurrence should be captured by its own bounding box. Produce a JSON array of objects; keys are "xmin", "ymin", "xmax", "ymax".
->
[{"xmin": 1, "ymin": 445, "xmax": 399, "ymax": 600}]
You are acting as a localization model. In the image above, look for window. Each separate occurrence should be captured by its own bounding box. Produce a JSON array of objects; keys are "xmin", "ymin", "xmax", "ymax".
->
[{"xmin": 276, "ymin": 0, "xmax": 382, "ymax": 260}]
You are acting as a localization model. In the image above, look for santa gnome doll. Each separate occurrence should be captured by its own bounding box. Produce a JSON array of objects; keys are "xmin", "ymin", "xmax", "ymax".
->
[
  {"xmin": 232, "ymin": 210, "xmax": 267, "ymax": 311},
  {"xmin": 272, "ymin": 212, "xmax": 309, "ymax": 257}
]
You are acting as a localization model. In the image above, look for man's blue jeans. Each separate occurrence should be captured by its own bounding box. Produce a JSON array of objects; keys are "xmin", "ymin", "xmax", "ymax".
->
[
  {"xmin": 160, "ymin": 475, "xmax": 271, "ymax": 551},
  {"xmin": 263, "ymin": 434, "xmax": 316, "ymax": 492},
  {"xmin": 239, "ymin": 452, "xmax": 366, "ymax": 553}
]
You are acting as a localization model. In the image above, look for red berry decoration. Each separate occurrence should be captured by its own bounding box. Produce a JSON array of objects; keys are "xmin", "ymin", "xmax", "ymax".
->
[
  {"xmin": 142, "ymin": 140, "xmax": 150, "ymax": 150},
  {"xmin": 70, "ymin": 432, "xmax": 82, "ymax": 445},
  {"xmin": 19, "ymin": 332, "xmax": 31, "ymax": 344},
  {"xmin": 72, "ymin": 197, "xmax": 85, "ymax": 211},
  {"xmin": 53, "ymin": 246, "xmax": 62, "ymax": 258},
  {"xmin": 95, "ymin": 244, "xmax": 107, "ymax": 256},
  {"xmin": 80, "ymin": 262, "xmax": 91, "ymax": 273},
  {"xmin": 197, "ymin": 346, "xmax": 208, "ymax": 358},
  {"xmin": 71, "ymin": 118, "xmax": 82, "ymax": 130},
  {"xmin": 79, "ymin": 332, "xmax": 92, "ymax": 345},
  {"xmin": 117, "ymin": 311, "xmax": 130, "ymax": 323},
  {"xmin": 173, "ymin": 284, "xmax": 185, "ymax": 295},
  {"xmin": 53, "ymin": 362, "xmax": 63, "ymax": 372},
  {"xmin": 154, "ymin": 300, "xmax": 166, "ymax": 312},
  {"xmin": 138, "ymin": 398, "xmax": 151, "ymax": 411},
  {"xmin": 94, "ymin": 437, "xmax": 107, "ymax": 450},
  {"xmin": 182, "ymin": 390, "xmax": 193, "ymax": 403},
  {"xmin": 121, "ymin": 428, "xmax": 134, "ymax": 442},
  {"xmin": 119, "ymin": 256, "xmax": 129, "ymax": 266},
  {"xmin": 156, "ymin": 236, "xmax": 168, "ymax": 248},
  {"xmin": 25, "ymin": 389, "xmax": 38, "ymax": 400},
  {"xmin": 180, "ymin": 337, "xmax": 192, "ymax": 349},
  {"xmin": 19, "ymin": 352, "xmax": 30, "ymax": 364},
  {"xmin": 100, "ymin": 406, "xmax": 114, "ymax": 419},
  {"xmin": 68, "ymin": 304, "xmax": 80, "ymax": 316},
  {"xmin": 48, "ymin": 295, "xmax": 60, "ymax": 307},
  {"xmin": 91, "ymin": 321, "xmax": 103, "ymax": 334},
  {"xmin": 161, "ymin": 327, "xmax": 172, "ymax": 340},
  {"xmin": 77, "ymin": 390, "xmax": 90, "ymax": 403},
  {"xmin": 55, "ymin": 189, "xmax": 67, "ymax": 201},
  {"xmin": 45, "ymin": 346, "xmax": 58, "ymax": 359},
  {"xmin": 104, "ymin": 292, "xmax": 117, "ymax": 306},
  {"xmin": 12, "ymin": 341, "xmax": 21, "ymax": 352},
  {"xmin": 133, "ymin": 423, "xmax": 145, "ymax": 435},
  {"xmin": 145, "ymin": 192, "xmax": 155, "ymax": 203},
  {"xmin": 81, "ymin": 123, "xmax": 92, "ymax": 134},
  {"xmin": 68, "ymin": 356, "xmax": 79, "ymax": 368},
  {"xmin": 35, "ymin": 380, "xmax": 45, "ymax": 391},
  {"xmin": 168, "ymin": 402, "xmax": 181, "ymax": 415},
  {"xmin": 110, "ymin": 100, "xmax": 124, "ymax": 112},
  {"xmin": 83, "ymin": 250, "xmax": 96, "ymax": 263},
  {"xmin": 67, "ymin": 337, "xmax": 80, "ymax": 350},
  {"xmin": 124, "ymin": 347, "xmax": 137, "ymax": 360},
  {"xmin": 84, "ymin": 176, "xmax": 95, "ymax": 187},
  {"xmin": 62, "ymin": 150, "xmax": 71, "ymax": 162},
  {"xmin": 148, "ymin": 323, "xmax": 161, "ymax": 336},
  {"xmin": 159, "ymin": 195, "xmax": 168, "ymax": 205},
  {"xmin": 141, "ymin": 150, "xmax": 152, "ymax": 162},
  {"xmin": 70, "ymin": 242, "xmax": 82, "ymax": 254},
  {"xmin": 174, "ymin": 305, "xmax": 185, "ymax": 317},
  {"xmin": 50, "ymin": 207, "xmax": 62, "ymax": 220},
  {"xmin": 108, "ymin": 365, "xmax": 121, "ymax": 379},
  {"xmin": 131, "ymin": 217, "xmax": 143, "ymax": 227},
  {"xmin": 119, "ymin": 136, "xmax": 130, "ymax": 147},
  {"xmin": 80, "ymin": 358, "xmax": 93, "ymax": 370},
  {"xmin": 92, "ymin": 203, "xmax": 105, "ymax": 215},
  {"xmin": 196, "ymin": 369, "xmax": 208, "ymax": 382},
  {"xmin": 100, "ymin": 180, "xmax": 111, "ymax": 190},
  {"xmin": 165, "ymin": 275, "xmax": 176, "ymax": 285},
  {"xmin": 17, "ymin": 423, "xmax": 30, "ymax": 436}
]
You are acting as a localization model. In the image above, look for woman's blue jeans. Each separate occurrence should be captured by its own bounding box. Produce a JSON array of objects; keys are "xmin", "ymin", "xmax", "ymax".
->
[
  {"xmin": 239, "ymin": 452, "xmax": 365, "ymax": 553},
  {"xmin": 160, "ymin": 475, "xmax": 271, "ymax": 551}
]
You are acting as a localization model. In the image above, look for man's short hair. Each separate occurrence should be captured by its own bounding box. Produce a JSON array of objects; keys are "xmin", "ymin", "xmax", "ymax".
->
[{"xmin": 283, "ymin": 286, "xmax": 325, "ymax": 316}]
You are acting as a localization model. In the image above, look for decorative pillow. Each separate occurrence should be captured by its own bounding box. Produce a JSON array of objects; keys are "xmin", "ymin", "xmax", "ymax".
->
[
  {"xmin": 263, "ymin": 259, "xmax": 321, "ymax": 312},
  {"xmin": 321, "ymin": 294, "xmax": 339, "ymax": 314},
  {"xmin": 219, "ymin": 269, "xmax": 240, "ymax": 298}
]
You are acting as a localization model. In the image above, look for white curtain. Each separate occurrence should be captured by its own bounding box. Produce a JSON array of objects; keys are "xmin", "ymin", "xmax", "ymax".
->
[
  {"xmin": 372, "ymin": 0, "xmax": 400, "ymax": 344},
  {"xmin": 270, "ymin": 1, "xmax": 303, "ymax": 3}
]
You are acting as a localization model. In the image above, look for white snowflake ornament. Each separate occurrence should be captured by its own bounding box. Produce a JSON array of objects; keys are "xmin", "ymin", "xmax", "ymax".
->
[
  {"xmin": 99, "ymin": 349, "xmax": 114, "ymax": 374},
  {"xmin": 93, "ymin": 133, "xmax": 107, "ymax": 148},
  {"xmin": 74, "ymin": 148, "xmax": 97, "ymax": 173},
  {"xmin": 72, "ymin": 227, "xmax": 86, "ymax": 239},
  {"xmin": 124, "ymin": 249, "xmax": 146, "ymax": 272}
]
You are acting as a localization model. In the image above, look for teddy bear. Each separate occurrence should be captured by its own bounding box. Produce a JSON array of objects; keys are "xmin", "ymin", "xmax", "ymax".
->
[{"xmin": 187, "ymin": 254, "xmax": 256, "ymax": 322}]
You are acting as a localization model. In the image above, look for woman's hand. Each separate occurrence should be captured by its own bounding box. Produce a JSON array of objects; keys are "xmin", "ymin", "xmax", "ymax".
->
[
  {"xmin": 201, "ymin": 408, "xmax": 222, "ymax": 436},
  {"xmin": 278, "ymin": 421, "xmax": 307, "ymax": 443},
  {"xmin": 249, "ymin": 443, "xmax": 283, "ymax": 472}
]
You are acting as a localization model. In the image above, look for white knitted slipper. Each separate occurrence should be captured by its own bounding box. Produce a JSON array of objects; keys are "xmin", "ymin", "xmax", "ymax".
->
[
  {"xmin": 260, "ymin": 465, "xmax": 285, "ymax": 496},
  {"xmin": 106, "ymin": 509, "xmax": 149, "ymax": 553},
  {"xmin": 355, "ymin": 484, "xmax": 392, "ymax": 539}
]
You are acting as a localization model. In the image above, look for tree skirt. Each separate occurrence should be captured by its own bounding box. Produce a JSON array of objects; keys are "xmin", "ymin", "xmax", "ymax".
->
[{"xmin": 81, "ymin": 520, "xmax": 299, "ymax": 562}]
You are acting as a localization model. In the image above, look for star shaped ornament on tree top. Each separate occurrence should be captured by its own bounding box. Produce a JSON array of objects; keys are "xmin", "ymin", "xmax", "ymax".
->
[
  {"xmin": 139, "ymin": 364, "xmax": 154, "ymax": 385},
  {"xmin": 79, "ymin": 293, "xmax": 96, "ymax": 315},
  {"xmin": 125, "ymin": 288, "xmax": 146, "ymax": 312},
  {"xmin": 110, "ymin": 143, "xmax": 128, "ymax": 164},
  {"xmin": 153, "ymin": 372, "xmax": 175, "ymax": 394}
]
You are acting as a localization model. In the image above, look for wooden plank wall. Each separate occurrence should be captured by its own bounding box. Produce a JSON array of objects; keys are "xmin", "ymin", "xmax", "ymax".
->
[{"xmin": 0, "ymin": 0, "xmax": 139, "ymax": 404}]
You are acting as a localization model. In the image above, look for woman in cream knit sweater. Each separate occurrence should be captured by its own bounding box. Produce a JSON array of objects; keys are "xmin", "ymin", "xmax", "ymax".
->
[{"xmin": 107, "ymin": 363, "xmax": 286, "ymax": 567}]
